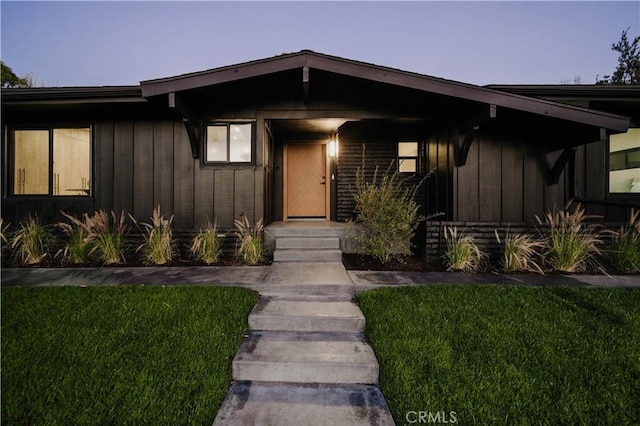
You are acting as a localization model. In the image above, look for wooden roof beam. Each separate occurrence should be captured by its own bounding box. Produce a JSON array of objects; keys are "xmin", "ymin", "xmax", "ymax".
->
[{"xmin": 303, "ymin": 66, "xmax": 310, "ymax": 105}]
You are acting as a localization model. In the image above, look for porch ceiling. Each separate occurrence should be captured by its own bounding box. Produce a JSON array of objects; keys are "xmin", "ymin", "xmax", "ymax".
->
[{"xmin": 271, "ymin": 118, "xmax": 350, "ymax": 135}]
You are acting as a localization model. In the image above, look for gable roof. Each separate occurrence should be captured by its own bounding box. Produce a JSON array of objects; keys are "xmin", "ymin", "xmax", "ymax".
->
[{"xmin": 140, "ymin": 50, "xmax": 630, "ymax": 132}]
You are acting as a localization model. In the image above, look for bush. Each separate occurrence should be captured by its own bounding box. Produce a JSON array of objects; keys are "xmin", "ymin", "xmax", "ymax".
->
[
  {"xmin": 347, "ymin": 160, "xmax": 431, "ymax": 263},
  {"xmin": 190, "ymin": 222, "xmax": 224, "ymax": 265},
  {"xmin": 57, "ymin": 212, "xmax": 94, "ymax": 265},
  {"xmin": 89, "ymin": 210, "xmax": 130, "ymax": 265},
  {"xmin": 234, "ymin": 216, "xmax": 264, "ymax": 265},
  {"xmin": 134, "ymin": 206, "xmax": 175, "ymax": 265},
  {"xmin": 535, "ymin": 202, "xmax": 603, "ymax": 273},
  {"xmin": 443, "ymin": 226, "xmax": 485, "ymax": 272},
  {"xmin": 495, "ymin": 230, "xmax": 544, "ymax": 274},
  {"xmin": 606, "ymin": 209, "xmax": 640, "ymax": 274},
  {"xmin": 11, "ymin": 215, "xmax": 55, "ymax": 265}
]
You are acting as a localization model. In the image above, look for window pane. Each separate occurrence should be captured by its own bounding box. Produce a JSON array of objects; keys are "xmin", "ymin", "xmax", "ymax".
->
[
  {"xmin": 627, "ymin": 150, "xmax": 640, "ymax": 169},
  {"xmin": 398, "ymin": 142, "xmax": 418, "ymax": 157},
  {"xmin": 399, "ymin": 158, "xmax": 417, "ymax": 173},
  {"xmin": 53, "ymin": 129, "xmax": 91, "ymax": 196},
  {"xmin": 610, "ymin": 152, "xmax": 626, "ymax": 171},
  {"xmin": 229, "ymin": 124, "xmax": 252, "ymax": 162},
  {"xmin": 610, "ymin": 129, "xmax": 640, "ymax": 193},
  {"xmin": 206, "ymin": 125, "xmax": 227, "ymax": 162},
  {"xmin": 14, "ymin": 130, "xmax": 49, "ymax": 195}
]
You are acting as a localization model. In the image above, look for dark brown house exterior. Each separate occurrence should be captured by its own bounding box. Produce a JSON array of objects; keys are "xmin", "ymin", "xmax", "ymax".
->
[{"xmin": 2, "ymin": 51, "xmax": 639, "ymax": 258}]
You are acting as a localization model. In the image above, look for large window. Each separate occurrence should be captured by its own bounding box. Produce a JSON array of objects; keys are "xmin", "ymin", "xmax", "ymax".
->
[
  {"xmin": 398, "ymin": 141, "xmax": 419, "ymax": 173},
  {"xmin": 205, "ymin": 123, "xmax": 252, "ymax": 163},
  {"xmin": 12, "ymin": 128, "xmax": 91, "ymax": 196},
  {"xmin": 609, "ymin": 128, "xmax": 640, "ymax": 194}
]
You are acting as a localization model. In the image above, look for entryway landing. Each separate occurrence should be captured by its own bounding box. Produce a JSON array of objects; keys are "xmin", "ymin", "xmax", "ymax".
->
[{"xmin": 264, "ymin": 221, "xmax": 354, "ymax": 262}]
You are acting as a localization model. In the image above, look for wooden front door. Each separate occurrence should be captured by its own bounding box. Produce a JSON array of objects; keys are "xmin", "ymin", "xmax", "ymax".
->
[{"xmin": 284, "ymin": 143, "xmax": 328, "ymax": 219}]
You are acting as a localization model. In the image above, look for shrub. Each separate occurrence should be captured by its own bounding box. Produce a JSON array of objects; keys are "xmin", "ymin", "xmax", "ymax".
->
[
  {"xmin": 191, "ymin": 222, "xmax": 224, "ymax": 264},
  {"xmin": 606, "ymin": 209, "xmax": 640, "ymax": 274},
  {"xmin": 347, "ymin": 159, "xmax": 433, "ymax": 263},
  {"xmin": 57, "ymin": 212, "xmax": 94, "ymax": 265},
  {"xmin": 234, "ymin": 215, "xmax": 264, "ymax": 265},
  {"xmin": 134, "ymin": 206, "xmax": 175, "ymax": 265},
  {"xmin": 495, "ymin": 230, "xmax": 544, "ymax": 274},
  {"xmin": 535, "ymin": 202, "xmax": 603, "ymax": 273},
  {"xmin": 11, "ymin": 215, "xmax": 55, "ymax": 265},
  {"xmin": 90, "ymin": 210, "xmax": 130, "ymax": 265},
  {"xmin": 443, "ymin": 226, "xmax": 485, "ymax": 272}
]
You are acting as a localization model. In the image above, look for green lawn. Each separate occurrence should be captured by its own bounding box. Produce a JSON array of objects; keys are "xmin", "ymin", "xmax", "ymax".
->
[
  {"xmin": 1, "ymin": 286, "xmax": 258, "ymax": 425},
  {"xmin": 358, "ymin": 286, "xmax": 640, "ymax": 425}
]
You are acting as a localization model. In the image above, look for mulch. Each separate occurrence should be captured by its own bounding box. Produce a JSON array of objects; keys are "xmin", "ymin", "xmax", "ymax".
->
[{"xmin": 341, "ymin": 253, "xmax": 436, "ymax": 272}]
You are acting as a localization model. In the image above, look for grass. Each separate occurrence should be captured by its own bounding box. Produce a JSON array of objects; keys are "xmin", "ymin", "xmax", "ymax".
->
[
  {"xmin": 1, "ymin": 286, "xmax": 258, "ymax": 425},
  {"xmin": 358, "ymin": 285, "xmax": 640, "ymax": 425}
]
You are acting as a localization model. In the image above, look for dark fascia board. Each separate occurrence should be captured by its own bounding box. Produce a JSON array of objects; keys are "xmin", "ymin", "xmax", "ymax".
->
[
  {"xmin": 140, "ymin": 50, "xmax": 630, "ymax": 132},
  {"xmin": 1, "ymin": 86, "xmax": 145, "ymax": 105},
  {"xmin": 485, "ymin": 84, "xmax": 640, "ymax": 99}
]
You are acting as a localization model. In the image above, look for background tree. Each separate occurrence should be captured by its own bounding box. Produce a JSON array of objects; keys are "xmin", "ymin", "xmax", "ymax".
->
[
  {"xmin": 1, "ymin": 61, "xmax": 33, "ymax": 88},
  {"xmin": 596, "ymin": 28, "xmax": 639, "ymax": 85}
]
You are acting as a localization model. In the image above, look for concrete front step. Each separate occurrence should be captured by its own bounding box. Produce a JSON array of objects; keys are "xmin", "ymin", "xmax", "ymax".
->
[
  {"xmin": 233, "ymin": 331, "xmax": 379, "ymax": 384},
  {"xmin": 276, "ymin": 236, "xmax": 340, "ymax": 250},
  {"xmin": 274, "ymin": 249, "xmax": 342, "ymax": 262},
  {"xmin": 249, "ymin": 297, "xmax": 365, "ymax": 332},
  {"xmin": 213, "ymin": 381, "xmax": 395, "ymax": 426}
]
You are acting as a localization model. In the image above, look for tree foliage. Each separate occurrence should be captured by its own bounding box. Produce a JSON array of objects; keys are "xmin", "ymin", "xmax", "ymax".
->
[
  {"xmin": 1, "ymin": 61, "xmax": 33, "ymax": 88},
  {"xmin": 597, "ymin": 28, "xmax": 640, "ymax": 85}
]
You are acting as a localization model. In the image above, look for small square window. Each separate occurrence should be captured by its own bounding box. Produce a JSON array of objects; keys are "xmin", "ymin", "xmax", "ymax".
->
[
  {"xmin": 398, "ymin": 141, "xmax": 419, "ymax": 173},
  {"xmin": 205, "ymin": 123, "xmax": 252, "ymax": 163}
]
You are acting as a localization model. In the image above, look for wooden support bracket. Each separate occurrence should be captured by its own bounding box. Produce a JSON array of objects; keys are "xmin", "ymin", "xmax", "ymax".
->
[
  {"xmin": 454, "ymin": 129, "xmax": 477, "ymax": 167},
  {"xmin": 183, "ymin": 119, "xmax": 201, "ymax": 159},
  {"xmin": 169, "ymin": 92, "xmax": 201, "ymax": 158},
  {"xmin": 547, "ymin": 147, "xmax": 576, "ymax": 185}
]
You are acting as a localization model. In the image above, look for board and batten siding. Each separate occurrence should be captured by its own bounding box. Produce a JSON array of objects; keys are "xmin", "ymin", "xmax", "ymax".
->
[
  {"xmin": 452, "ymin": 130, "xmax": 631, "ymax": 224},
  {"xmin": 94, "ymin": 120, "xmax": 261, "ymax": 229}
]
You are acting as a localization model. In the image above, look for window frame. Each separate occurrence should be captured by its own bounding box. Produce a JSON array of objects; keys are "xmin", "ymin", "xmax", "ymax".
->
[
  {"xmin": 397, "ymin": 140, "xmax": 420, "ymax": 174},
  {"xmin": 203, "ymin": 121, "xmax": 255, "ymax": 165},
  {"xmin": 606, "ymin": 127, "xmax": 640, "ymax": 199},
  {"xmin": 8, "ymin": 125, "xmax": 93, "ymax": 198}
]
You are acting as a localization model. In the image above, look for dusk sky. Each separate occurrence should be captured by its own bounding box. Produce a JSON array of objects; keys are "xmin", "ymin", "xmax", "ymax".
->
[{"xmin": 1, "ymin": 1, "xmax": 639, "ymax": 87}]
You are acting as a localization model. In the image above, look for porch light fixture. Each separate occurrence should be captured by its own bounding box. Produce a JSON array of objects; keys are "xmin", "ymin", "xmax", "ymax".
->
[{"xmin": 329, "ymin": 140, "xmax": 338, "ymax": 158}]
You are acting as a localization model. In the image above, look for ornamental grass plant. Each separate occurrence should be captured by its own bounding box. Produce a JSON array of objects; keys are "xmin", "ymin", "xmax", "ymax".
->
[
  {"xmin": 89, "ymin": 210, "xmax": 130, "ymax": 265},
  {"xmin": 56, "ymin": 211, "xmax": 94, "ymax": 265},
  {"xmin": 10, "ymin": 215, "xmax": 54, "ymax": 265},
  {"xmin": 606, "ymin": 209, "xmax": 640, "ymax": 274},
  {"xmin": 190, "ymin": 222, "xmax": 224, "ymax": 264},
  {"xmin": 443, "ymin": 226, "xmax": 485, "ymax": 272},
  {"xmin": 535, "ymin": 202, "xmax": 603, "ymax": 273},
  {"xmin": 1, "ymin": 219, "xmax": 11, "ymax": 255},
  {"xmin": 134, "ymin": 206, "xmax": 175, "ymax": 265},
  {"xmin": 495, "ymin": 230, "xmax": 544, "ymax": 274},
  {"xmin": 234, "ymin": 215, "xmax": 264, "ymax": 265}
]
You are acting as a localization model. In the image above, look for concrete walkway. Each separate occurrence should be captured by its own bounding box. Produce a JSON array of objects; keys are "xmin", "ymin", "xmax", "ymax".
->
[
  {"xmin": 2, "ymin": 265, "xmax": 639, "ymax": 289},
  {"xmin": 213, "ymin": 262, "xmax": 395, "ymax": 425}
]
